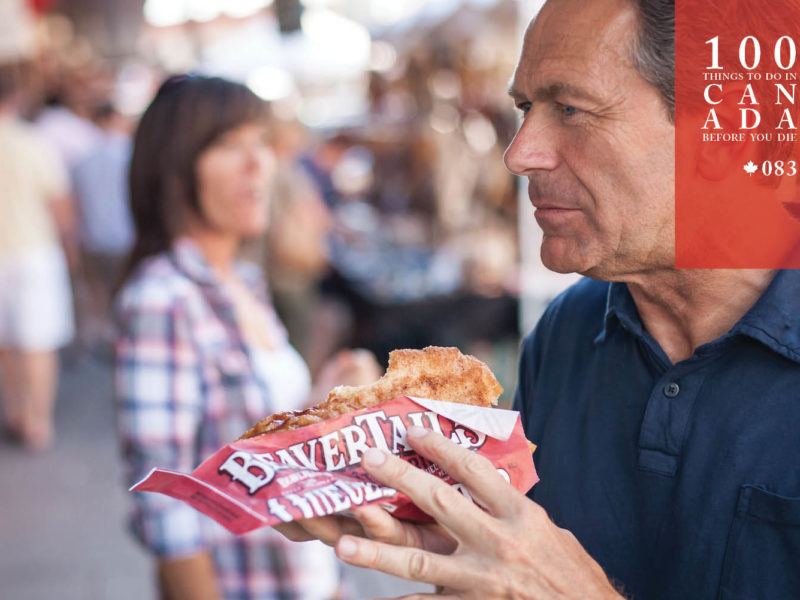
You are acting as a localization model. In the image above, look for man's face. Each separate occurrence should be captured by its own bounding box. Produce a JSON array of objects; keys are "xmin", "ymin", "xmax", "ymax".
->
[{"xmin": 504, "ymin": 0, "xmax": 675, "ymax": 279}]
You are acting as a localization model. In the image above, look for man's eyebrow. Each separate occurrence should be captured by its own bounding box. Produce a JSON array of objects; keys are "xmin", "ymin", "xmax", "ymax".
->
[
  {"xmin": 507, "ymin": 84, "xmax": 525, "ymax": 101},
  {"xmin": 507, "ymin": 82, "xmax": 603, "ymax": 105}
]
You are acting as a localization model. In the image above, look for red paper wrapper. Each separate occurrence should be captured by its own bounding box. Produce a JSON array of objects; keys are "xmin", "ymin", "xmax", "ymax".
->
[{"xmin": 131, "ymin": 396, "xmax": 538, "ymax": 535}]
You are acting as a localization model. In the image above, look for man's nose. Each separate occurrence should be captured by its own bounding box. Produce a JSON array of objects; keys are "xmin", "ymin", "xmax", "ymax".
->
[{"xmin": 503, "ymin": 113, "xmax": 560, "ymax": 176}]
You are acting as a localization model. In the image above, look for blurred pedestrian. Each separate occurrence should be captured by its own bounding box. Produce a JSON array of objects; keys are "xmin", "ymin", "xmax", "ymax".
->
[
  {"xmin": 298, "ymin": 134, "xmax": 351, "ymax": 210},
  {"xmin": 0, "ymin": 62, "xmax": 76, "ymax": 451},
  {"xmin": 34, "ymin": 68, "xmax": 102, "ymax": 173},
  {"xmin": 114, "ymin": 74, "xmax": 380, "ymax": 600},
  {"xmin": 72, "ymin": 102, "xmax": 134, "ymax": 352},
  {"xmin": 263, "ymin": 120, "xmax": 333, "ymax": 373}
]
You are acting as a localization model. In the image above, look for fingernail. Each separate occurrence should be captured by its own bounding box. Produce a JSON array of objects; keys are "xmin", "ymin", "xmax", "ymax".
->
[
  {"xmin": 338, "ymin": 537, "xmax": 357, "ymax": 557},
  {"xmin": 407, "ymin": 426, "xmax": 429, "ymax": 439},
  {"xmin": 363, "ymin": 448, "xmax": 387, "ymax": 467}
]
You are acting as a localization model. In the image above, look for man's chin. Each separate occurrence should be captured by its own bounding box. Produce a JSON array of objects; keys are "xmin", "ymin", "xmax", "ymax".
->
[
  {"xmin": 541, "ymin": 260, "xmax": 580, "ymax": 275},
  {"xmin": 540, "ymin": 243, "xmax": 591, "ymax": 275}
]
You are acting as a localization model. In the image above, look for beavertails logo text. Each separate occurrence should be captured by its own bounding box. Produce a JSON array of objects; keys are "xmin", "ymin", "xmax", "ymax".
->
[
  {"xmin": 130, "ymin": 397, "xmax": 535, "ymax": 531},
  {"xmin": 218, "ymin": 408, "xmax": 487, "ymax": 496}
]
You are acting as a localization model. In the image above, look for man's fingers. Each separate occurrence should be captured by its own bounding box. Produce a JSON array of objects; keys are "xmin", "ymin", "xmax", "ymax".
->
[
  {"xmin": 275, "ymin": 507, "xmax": 457, "ymax": 556},
  {"xmin": 335, "ymin": 535, "xmax": 473, "ymax": 590},
  {"xmin": 292, "ymin": 515, "xmax": 365, "ymax": 546},
  {"xmin": 353, "ymin": 504, "xmax": 412, "ymax": 544},
  {"xmin": 353, "ymin": 506, "xmax": 458, "ymax": 554},
  {"xmin": 360, "ymin": 448, "xmax": 493, "ymax": 545},
  {"xmin": 273, "ymin": 522, "xmax": 317, "ymax": 542},
  {"xmin": 405, "ymin": 427, "xmax": 524, "ymax": 517}
]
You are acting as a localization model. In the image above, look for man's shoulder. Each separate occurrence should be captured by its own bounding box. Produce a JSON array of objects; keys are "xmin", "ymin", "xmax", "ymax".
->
[
  {"xmin": 544, "ymin": 277, "xmax": 609, "ymax": 320},
  {"xmin": 514, "ymin": 278, "xmax": 610, "ymax": 422},
  {"xmin": 524, "ymin": 278, "xmax": 610, "ymax": 350}
]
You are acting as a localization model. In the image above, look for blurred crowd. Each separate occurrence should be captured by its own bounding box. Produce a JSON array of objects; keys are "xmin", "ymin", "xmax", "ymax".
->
[
  {"xmin": 0, "ymin": 0, "xmax": 524, "ymax": 454},
  {"xmin": 0, "ymin": 1, "xmax": 525, "ymax": 597}
]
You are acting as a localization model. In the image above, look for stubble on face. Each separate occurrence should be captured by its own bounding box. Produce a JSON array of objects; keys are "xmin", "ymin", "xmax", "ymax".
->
[{"xmin": 506, "ymin": 0, "xmax": 675, "ymax": 281}]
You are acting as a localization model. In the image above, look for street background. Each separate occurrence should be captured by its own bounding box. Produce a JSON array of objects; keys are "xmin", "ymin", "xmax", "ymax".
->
[
  {"xmin": 0, "ymin": 353, "xmax": 428, "ymax": 599},
  {"xmin": 0, "ymin": 0, "xmax": 573, "ymax": 597}
]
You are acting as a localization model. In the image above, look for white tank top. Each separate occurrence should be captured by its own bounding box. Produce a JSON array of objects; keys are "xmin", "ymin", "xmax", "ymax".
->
[
  {"xmin": 246, "ymin": 343, "xmax": 341, "ymax": 600},
  {"xmin": 249, "ymin": 342, "xmax": 313, "ymax": 413}
]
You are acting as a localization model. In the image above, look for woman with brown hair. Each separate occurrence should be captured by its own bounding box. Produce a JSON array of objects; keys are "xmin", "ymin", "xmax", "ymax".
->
[{"xmin": 114, "ymin": 74, "xmax": 379, "ymax": 599}]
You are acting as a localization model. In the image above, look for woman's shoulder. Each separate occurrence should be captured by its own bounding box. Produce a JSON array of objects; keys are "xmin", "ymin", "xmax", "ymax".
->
[
  {"xmin": 115, "ymin": 252, "xmax": 199, "ymax": 316},
  {"xmin": 234, "ymin": 259, "xmax": 269, "ymax": 297}
]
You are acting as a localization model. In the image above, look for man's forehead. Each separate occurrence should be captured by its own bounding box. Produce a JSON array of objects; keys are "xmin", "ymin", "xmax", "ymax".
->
[{"xmin": 510, "ymin": 0, "xmax": 638, "ymax": 94}]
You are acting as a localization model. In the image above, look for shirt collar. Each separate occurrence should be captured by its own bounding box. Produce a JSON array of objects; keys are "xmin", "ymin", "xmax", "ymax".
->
[
  {"xmin": 171, "ymin": 237, "xmax": 218, "ymax": 286},
  {"xmin": 595, "ymin": 271, "xmax": 800, "ymax": 364},
  {"xmin": 734, "ymin": 269, "xmax": 800, "ymax": 363},
  {"xmin": 594, "ymin": 281, "xmax": 642, "ymax": 344},
  {"xmin": 169, "ymin": 237, "xmax": 261, "ymax": 291}
]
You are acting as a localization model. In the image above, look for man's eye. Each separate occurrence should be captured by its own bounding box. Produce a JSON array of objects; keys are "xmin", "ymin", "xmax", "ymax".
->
[
  {"xmin": 559, "ymin": 104, "xmax": 580, "ymax": 118},
  {"xmin": 516, "ymin": 102, "xmax": 532, "ymax": 116}
]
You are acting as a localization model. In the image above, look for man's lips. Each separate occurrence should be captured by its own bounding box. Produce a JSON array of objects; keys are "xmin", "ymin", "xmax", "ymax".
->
[
  {"xmin": 533, "ymin": 203, "xmax": 580, "ymax": 211},
  {"xmin": 530, "ymin": 199, "xmax": 582, "ymax": 228},
  {"xmin": 526, "ymin": 179, "xmax": 582, "ymax": 222},
  {"xmin": 531, "ymin": 200, "xmax": 582, "ymax": 213}
]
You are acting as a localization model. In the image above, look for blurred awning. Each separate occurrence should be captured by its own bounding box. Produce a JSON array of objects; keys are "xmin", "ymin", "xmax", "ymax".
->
[
  {"xmin": 29, "ymin": 0, "xmax": 59, "ymax": 14},
  {"xmin": 199, "ymin": 8, "xmax": 370, "ymax": 82},
  {"xmin": 367, "ymin": 0, "xmax": 500, "ymax": 41},
  {"xmin": 143, "ymin": 0, "xmax": 274, "ymax": 27},
  {"xmin": 188, "ymin": 8, "xmax": 370, "ymax": 127},
  {"xmin": 0, "ymin": 0, "xmax": 36, "ymax": 61}
]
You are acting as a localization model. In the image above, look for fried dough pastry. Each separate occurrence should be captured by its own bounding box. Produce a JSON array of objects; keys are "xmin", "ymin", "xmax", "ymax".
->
[{"xmin": 239, "ymin": 346, "xmax": 503, "ymax": 440}]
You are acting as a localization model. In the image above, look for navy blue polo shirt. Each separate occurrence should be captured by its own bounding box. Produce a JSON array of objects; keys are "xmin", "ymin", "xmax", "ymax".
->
[{"xmin": 514, "ymin": 271, "xmax": 800, "ymax": 600}]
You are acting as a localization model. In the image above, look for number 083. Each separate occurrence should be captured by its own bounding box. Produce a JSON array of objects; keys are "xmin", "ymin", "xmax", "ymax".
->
[{"xmin": 761, "ymin": 161, "xmax": 798, "ymax": 176}]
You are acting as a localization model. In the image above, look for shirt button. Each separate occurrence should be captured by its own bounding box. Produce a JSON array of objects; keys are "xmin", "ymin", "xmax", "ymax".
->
[{"xmin": 664, "ymin": 382, "xmax": 680, "ymax": 398}]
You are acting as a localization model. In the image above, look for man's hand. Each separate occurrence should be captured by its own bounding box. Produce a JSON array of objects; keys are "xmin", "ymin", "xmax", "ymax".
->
[{"xmin": 332, "ymin": 426, "xmax": 622, "ymax": 600}]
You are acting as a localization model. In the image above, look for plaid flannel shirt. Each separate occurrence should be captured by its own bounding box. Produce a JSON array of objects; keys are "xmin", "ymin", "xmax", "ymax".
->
[{"xmin": 115, "ymin": 238, "xmax": 341, "ymax": 600}]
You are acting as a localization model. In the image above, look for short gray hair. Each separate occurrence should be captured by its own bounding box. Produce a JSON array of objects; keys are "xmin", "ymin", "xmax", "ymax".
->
[{"xmin": 631, "ymin": 0, "xmax": 675, "ymax": 121}]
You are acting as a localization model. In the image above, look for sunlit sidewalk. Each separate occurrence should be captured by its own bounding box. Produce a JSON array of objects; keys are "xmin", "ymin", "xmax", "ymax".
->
[{"xmin": 0, "ymin": 356, "xmax": 426, "ymax": 599}]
